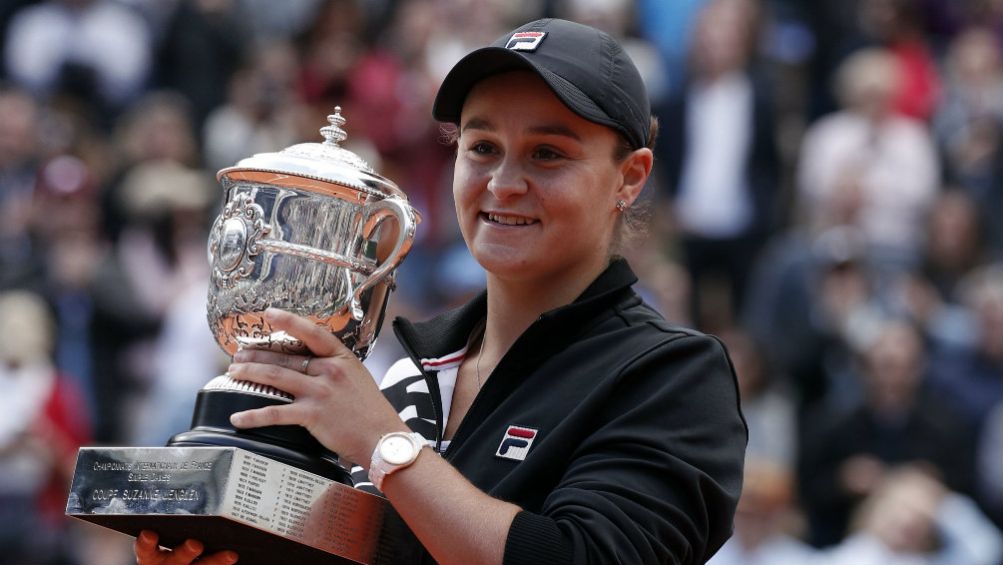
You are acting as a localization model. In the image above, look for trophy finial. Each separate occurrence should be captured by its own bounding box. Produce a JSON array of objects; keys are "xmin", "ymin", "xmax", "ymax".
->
[{"xmin": 320, "ymin": 106, "xmax": 348, "ymax": 146}]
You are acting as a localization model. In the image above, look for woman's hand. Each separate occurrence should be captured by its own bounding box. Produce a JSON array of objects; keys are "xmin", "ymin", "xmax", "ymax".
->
[
  {"xmin": 134, "ymin": 530, "xmax": 238, "ymax": 565},
  {"xmin": 227, "ymin": 308, "xmax": 409, "ymax": 467}
]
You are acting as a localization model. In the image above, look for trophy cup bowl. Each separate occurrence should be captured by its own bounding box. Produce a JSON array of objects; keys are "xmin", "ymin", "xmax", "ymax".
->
[{"xmin": 66, "ymin": 108, "xmax": 421, "ymax": 564}]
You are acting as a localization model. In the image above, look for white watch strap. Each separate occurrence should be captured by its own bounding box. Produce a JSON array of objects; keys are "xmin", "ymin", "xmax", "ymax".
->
[{"xmin": 368, "ymin": 431, "xmax": 426, "ymax": 490}]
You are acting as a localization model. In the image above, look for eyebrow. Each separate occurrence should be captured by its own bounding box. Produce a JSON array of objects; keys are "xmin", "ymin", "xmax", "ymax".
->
[
  {"xmin": 460, "ymin": 117, "xmax": 583, "ymax": 142},
  {"xmin": 461, "ymin": 117, "xmax": 493, "ymax": 133}
]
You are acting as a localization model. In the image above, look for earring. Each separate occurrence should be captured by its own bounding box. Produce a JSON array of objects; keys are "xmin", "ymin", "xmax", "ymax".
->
[{"xmin": 615, "ymin": 199, "xmax": 627, "ymax": 212}]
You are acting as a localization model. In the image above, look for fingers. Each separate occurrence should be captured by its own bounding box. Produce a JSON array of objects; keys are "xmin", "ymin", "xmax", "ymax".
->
[
  {"xmin": 263, "ymin": 308, "xmax": 354, "ymax": 359},
  {"xmin": 230, "ymin": 400, "xmax": 306, "ymax": 429},
  {"xmin": 227, "ymin": 362, "xmax": 310, "ymax": 398},
  {"xmin": 133, "ymin": 531, "xmax": 239, "ymax": 565},
  {"xmin": 135, "ymin": 530, "xmax": 162, "ymax": 563},
  {"xmin": 166, "ymin": 539, "xmax": 206, "ymax": 565},
  {"xmin": 233, "ymin": 349, "xmax": 314, "ymax": 375}
]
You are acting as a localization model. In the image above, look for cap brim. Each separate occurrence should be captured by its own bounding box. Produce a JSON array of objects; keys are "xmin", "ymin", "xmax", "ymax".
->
[{"xmin": 432, "ymin": 46, "xmax": 620, "ymax": 135}]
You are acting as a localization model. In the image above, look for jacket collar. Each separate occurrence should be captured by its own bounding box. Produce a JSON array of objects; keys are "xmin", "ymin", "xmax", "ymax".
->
[{"xmin": 392, "ymin": 257, "xmax": 638, "ymax": 364}]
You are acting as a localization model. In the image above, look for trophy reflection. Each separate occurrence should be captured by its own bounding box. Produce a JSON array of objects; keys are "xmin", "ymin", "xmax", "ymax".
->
[{"xmin": 66, "ymin": 108, "xmax": 420, "ymax": 565}]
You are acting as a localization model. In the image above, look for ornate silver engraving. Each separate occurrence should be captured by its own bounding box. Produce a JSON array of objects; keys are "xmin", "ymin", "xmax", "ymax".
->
[
  {"xmin": 208, "ymin": 193, "xmax": 271, "ymax": 288},
  {"xmin": 203, "ymin": 375, "xmax": 293, "ymax": 402}
]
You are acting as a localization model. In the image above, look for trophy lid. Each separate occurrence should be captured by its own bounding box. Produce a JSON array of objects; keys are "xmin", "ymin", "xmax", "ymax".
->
[{"xmin": 216, "ymin": 107, "xmax": 406, "ymax": 200}]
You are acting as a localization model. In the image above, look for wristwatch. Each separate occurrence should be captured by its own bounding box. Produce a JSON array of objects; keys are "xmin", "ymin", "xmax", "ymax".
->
[{"xmin": 368, "ymin": 431, "xmax": 426, "ymax": 490}]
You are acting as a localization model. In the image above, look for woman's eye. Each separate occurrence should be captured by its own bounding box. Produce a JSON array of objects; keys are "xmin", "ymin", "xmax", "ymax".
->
[
  {"xmin": 470, "ymin": 142, "xmax": 496, "ymax": 155},
  {"xmin": 532, "ymin": 147, "xmax": 563, "ymax": 161}
]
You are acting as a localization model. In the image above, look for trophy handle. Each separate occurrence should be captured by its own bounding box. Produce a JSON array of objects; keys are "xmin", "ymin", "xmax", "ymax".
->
[{"xmin": 350, "ymin": 197, "xmax": 415, "ymax": 320}]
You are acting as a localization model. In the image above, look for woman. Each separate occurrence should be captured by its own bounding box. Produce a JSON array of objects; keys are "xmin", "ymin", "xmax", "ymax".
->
[{"xmin": 136, "ymin": 18, "xmax": 746, "ymax": 565}]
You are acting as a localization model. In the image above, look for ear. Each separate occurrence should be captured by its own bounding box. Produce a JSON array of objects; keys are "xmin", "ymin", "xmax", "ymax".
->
[{"xmin": 615, "ymin": 148, "xmax": 654, "ymax": 207}]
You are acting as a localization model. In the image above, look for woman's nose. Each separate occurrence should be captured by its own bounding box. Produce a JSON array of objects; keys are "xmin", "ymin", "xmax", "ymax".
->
[{"xmin": 487, "ymin": 157, "xmax": 528, "ymax": 200}]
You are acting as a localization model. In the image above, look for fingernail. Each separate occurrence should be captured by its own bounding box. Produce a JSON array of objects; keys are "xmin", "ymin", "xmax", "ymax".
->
[
  {"xmin": 185, "ymin": 539, "xmax": 203, "ymax": 554},
  {"xmin": 230, "ymin": 412, "xmax": 245, "ymax": 427},
  {"xmin": 138, "ymin": 530, "xmax": 156, "ymax": 543},
  {"xmin": 233, "ymin": 350, "xmax": 248, "ymax": 362},
  {"xmin": 224, "ymin": 551, "xmax": 240, "ymax": 563}
]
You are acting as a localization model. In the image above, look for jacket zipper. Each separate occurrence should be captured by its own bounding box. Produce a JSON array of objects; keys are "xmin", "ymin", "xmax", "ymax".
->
[{"xmin": 394, "ymin": 326, "xmax": 446, "ymax": 451}]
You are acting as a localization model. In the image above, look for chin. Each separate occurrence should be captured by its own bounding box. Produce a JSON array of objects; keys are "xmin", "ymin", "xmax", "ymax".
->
[{"xmin": 471, "ymin": 250, "xmax": 540, "ymax": 280}]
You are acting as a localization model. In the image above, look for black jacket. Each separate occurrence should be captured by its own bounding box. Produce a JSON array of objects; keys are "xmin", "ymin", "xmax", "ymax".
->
[{"xmin": 378, "ymin": 259, "xmax": 747, "ymax": 564}]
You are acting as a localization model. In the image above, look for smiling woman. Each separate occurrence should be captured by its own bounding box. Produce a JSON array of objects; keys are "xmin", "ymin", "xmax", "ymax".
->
[{"xmin": 136, "ymin": 18, "xmax": 746, "ymax": 565}]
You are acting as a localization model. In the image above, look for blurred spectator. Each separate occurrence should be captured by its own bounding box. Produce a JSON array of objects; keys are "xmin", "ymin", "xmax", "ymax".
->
[
  {"xmin": 934, "ymin": 28, "xmax": 1003, "ymax": 226},
  {"xmin": 656, "ymin": 0, "xmax": 780, "ymax": 330},
  {"xmin": 926, "ymin": 264, "xmax": 1003, "ymax": 428},
  {"xmin": 797, "ymin": 48, "xmax": 938, "ymax": 274},
  {"xmin": 124, "ymin": 161, "xmax": 220, "ymax": 449},
  {"xmin": 0, "ymin": 85, "xmax": 43, "ymax": 290},
  {"xmin": 202, "ymin": 40, "xmax": 304, "ymax": 173},
  {"xmin": 917, "ymin": 189, "xmax": 987, "ymax": 302},
  {"xmin": 237, "ymin": 0, "xmax": 323, "ymax": 41},
  {"xmin": 104, "ymin": 91, "xmax": 200, "ymax": 241},
  {"xmin": 0, "ymin": 0, "xmax": 36, "ymax": 75},
  {"xmin": 0, "ymin": 290, "xmax": 90, "ymax": 565},
  {"xmin": 858, "ymin": 0, "xmax": 940, "ymax": 121},
  {"xmin": 821, "ymin": 467, "xmax": 1002, "ymax": 565},
  {"xmin": 634, "ymin": 0, "xmax": 707, "ymax": 92},
  {"xmin": 3, "ymin": 0, "xmax": 152, "ymax": 124},
  {"xmin": 108, "ymin": 160, "xmax": 217, "ymax": 436},
  {"xmin": 800, "ymin": 0, "xmax": 869, "ymax": 119},
  {"xmin": 112, "ymin": 91, "xmax": 200, "ymax": 169},
  {"xmin": 707, "ymin": 458, "xmax": 817, "ymax": 565},
  {"xmin": 423, "ymin": 0, "xmax": 528, "ymax": 83},
  {"xmin": 912, "ymin": 0, "xmax": 971, "ymax": 50},
  {"xmin": 799, "ymin": 319, "xmax": 976, "ymax": 547},
  {"xmin": 896, "ymin": 190, "xmax": 986, "ymax": 350},
  {"xmin": 630, "ymin": 252, "xmax": 694, "ymax": 328},
  {"xmin": 83, "ymin": 158, "xmax": 215, "ymax": 443},
  {"xmin": 723, "ymin": 327, "xmax": 796, "ymax": 468},
  {"xmin": 30, "ymin": 154, "xmax": 107, "ymax": 433},
  {"xmin": 152, "ymin": 0, "xmax": 249, "ymax": 131},
  {"xmin": 293, "ymin": 0, "xmax": 367, "ymax": 108},
  {"xmin": 802, "ymin": 0, "xmax": 940, "ymax": 121},
  {"xmin": 742, "ymin": 226, "xmax": 880, "ymax": 410}
]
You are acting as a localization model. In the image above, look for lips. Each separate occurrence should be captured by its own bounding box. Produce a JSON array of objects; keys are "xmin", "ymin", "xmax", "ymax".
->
[{"xmin": 483, "ymin": 212, "xmax": 538, "ymax": 226}]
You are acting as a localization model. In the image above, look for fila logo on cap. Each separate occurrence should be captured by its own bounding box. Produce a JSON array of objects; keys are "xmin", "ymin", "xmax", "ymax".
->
[
  {"xmin": 506, "ymin": 31, "xmax": 547, "ymax": 52},
  {"xmin": 496, "ymin": 425, "xmax": 538, "ymax": 461}
]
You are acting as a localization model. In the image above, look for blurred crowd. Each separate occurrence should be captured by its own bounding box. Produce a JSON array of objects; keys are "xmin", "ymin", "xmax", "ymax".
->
[{"xmin": 1, "ymin": 0, "xmax": 1002, "ymax": 564}]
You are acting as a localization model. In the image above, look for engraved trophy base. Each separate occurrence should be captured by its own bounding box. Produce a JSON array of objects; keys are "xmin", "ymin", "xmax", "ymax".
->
[{"xmin": 66, "ymin": 446, "xmax": 412, "ymax": 565}]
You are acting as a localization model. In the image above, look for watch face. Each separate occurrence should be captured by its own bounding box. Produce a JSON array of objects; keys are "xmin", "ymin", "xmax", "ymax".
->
[{"xmin": 380, "ymin": 435, "xmax": 416, "ymax": 465}]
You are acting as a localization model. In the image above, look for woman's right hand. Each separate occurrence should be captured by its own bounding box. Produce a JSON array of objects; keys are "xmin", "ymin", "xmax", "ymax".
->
[{"xmin": 134, "ymin": 530, "xmax": 239, "ymax": 565}]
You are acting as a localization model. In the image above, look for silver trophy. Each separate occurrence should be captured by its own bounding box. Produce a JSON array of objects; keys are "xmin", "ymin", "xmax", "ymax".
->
[
  {"xmin": 205, "ymin": 106, "xmax": 417, "ymax": 360},
  {"xmin": 66, "ymin": 108, "xmax": 420, "ymax": 564}
]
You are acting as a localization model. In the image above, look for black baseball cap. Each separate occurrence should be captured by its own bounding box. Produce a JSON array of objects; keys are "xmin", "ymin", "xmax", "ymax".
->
[{"xmin": 432, "ymin": 18, "xmax": 651, "ymax": 150}]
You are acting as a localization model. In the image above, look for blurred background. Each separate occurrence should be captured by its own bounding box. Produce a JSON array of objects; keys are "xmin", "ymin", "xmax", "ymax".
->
[{"xmin": 0, "ymin": 0, "xmax": 1002, "ymax": 563}]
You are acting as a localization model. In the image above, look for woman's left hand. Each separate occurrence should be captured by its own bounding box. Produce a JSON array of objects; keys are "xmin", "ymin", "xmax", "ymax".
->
[{"xmin": 227, "ymin": 308, "xmax": 409, "ymax": 467}]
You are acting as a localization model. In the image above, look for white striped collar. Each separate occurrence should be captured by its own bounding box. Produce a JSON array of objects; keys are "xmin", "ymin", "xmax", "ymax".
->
[{"xmin": 419, "ymin": 346, "xmax": 468, "ymax": 372}]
